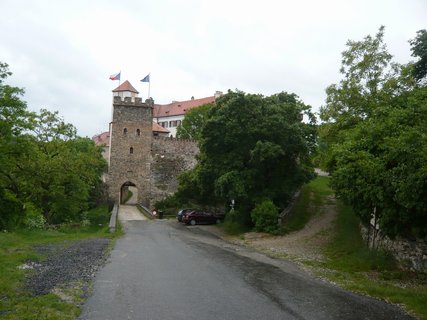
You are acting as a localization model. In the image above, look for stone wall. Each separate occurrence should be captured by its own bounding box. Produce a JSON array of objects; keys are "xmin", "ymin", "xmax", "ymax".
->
[
  {"xmin": 150, "ymin": 136, "xmax": 199, "ymax": 205},
  {"xmin": 360, "ymin": 225, "xmax": 427, "ymax": 272}
]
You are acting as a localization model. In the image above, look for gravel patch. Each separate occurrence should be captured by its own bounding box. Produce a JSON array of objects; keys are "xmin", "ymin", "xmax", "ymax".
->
[{"xmin": 25, "ymin": 238, "xmax": 111, "ymax": 296}]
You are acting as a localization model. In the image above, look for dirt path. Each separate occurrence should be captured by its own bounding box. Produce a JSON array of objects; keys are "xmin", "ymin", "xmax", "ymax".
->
[{"xmin": 206, "ymin": 195, "xmax": 338, "ymax": 262}]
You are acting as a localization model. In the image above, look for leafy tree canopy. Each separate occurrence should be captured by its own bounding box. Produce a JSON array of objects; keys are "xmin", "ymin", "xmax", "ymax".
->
[
  {"xmin": 319, "ymin": 28, "xmax": 427, "ymax": 238},
  {"xmin": 410, "ymin": 29, "xmax": 427, "ymax": 83},
  {"xmin": 176, "ymin": 102, "xmax": 213, "ymax": 141},
  {"xmin": 0, "ymin": 62, "xmax": 106, "ymax": 229},
  {"xmin": 176, "ymin": 90, "xmax": 316, "ymax": 227}
]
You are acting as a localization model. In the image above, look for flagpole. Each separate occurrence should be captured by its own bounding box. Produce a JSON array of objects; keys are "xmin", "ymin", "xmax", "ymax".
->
[
  {"xmin": 148, "ymin": 73, "xmax": 151, "ymax": 99},
  {"xmin": 119, "ymin": 70, "xmax": 121, "ymax": 99}
]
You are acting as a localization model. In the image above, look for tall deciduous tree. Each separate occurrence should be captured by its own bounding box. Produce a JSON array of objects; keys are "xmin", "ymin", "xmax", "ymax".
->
[
  {"xmin": 177, "ymin": 90, "xmax": 316, "ymax": 227},
  {"xmin": 319, "ymin": 28, "xmax": 427, "ymax": 238},
  {"xmin": 0, "ymin": 62, "xmax": 106, "ymax": 228}
]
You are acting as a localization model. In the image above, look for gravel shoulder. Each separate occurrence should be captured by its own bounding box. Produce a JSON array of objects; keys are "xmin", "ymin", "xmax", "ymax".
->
[{"xmin": 25, "ymin": 238, "xmax": 111, "ymax": 299}]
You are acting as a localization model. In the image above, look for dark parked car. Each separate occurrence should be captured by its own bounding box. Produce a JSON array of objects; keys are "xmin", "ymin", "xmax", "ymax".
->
[
  {"xmin": 182, "ymin": 210, "xmax": 224, "ymax": 225},
  {"xmin": 176, "ymin": 208, "xmax": 195, "ymax": 222}
]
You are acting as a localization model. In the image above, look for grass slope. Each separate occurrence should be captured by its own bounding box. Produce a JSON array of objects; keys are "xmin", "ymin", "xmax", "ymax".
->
[
  {"xmin": 293, "ymin": 177, "xmax": 427, "ymax": 319},
  {"xmin": 0, "ymin": 205, "xmax": 121, "ymax": 320}
]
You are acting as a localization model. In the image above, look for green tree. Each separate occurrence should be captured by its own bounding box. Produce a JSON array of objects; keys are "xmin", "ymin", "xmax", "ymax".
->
[
  {"xmin": 0, "ymin": 62, "xmax": 106, "ymax": 228},
  {"xmin": 23, "ymin": 112, "xmax": 106, "ymax": 224},
  {"xmin": 319, "ymin": 28, "xmax": 427, "ymax": 238},
  {"xmin": 0, "ymin": 62, "xmax": 35, "ymax": 228},
  {"xmin": 176, "ymin": 90, "xmax": 316, "ymax": 228},
  {"xmin": 176, "ymin": 103, "xmax": 213, "ymax": 140},
  {"xmin": 410, "ymin": 29, "xmax": 427, "ymax": 82}
]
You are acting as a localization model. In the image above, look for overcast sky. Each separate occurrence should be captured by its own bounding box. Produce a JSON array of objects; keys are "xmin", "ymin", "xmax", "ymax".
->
[{"xmin": 1, "ymin": 0, "xmax": 426, "ymax": 137}]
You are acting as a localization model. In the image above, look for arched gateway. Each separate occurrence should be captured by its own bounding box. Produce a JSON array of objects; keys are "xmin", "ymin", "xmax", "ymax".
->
[{"xmin": 106, "ymin": 81, "xmax": 153, "ymax": 207}]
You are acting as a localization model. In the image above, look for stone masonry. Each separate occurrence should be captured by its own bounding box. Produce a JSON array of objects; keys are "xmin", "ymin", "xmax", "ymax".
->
[
  {"xmin": 361, "ymin": 225, "xmax": 427, "ymax": 272},
  {"xmin": 106, "ymin": 96, "xmax": 153, "ymax": 207},
  {"xmin": 106, "ymin": 96, "xmax": 199, "ymax": 208},
  {"xmin": 150, "ymin": 137, "xmax": 199, "ymax": 205}
]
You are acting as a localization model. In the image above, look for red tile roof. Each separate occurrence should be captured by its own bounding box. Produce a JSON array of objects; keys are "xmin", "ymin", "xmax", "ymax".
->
[
  {"xmin": 152, "ymin": 122, "xmax": 170, "ymax": 133},
  {"xmin": 153, "ymin": 96, "xmax": 215, "ymax": 118},
  {"xmin": 112, "ymin": 80, "xmax": 139, "ymax": 94},
  {"xmin": 92, "ymin": 131, "xmax": 110, "ymax": 146}
]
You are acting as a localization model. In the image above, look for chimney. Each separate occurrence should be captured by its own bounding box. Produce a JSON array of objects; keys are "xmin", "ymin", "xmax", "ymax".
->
[{"xmin": 214, "ymin": 91, "xmax": 223, "ymax": 99}]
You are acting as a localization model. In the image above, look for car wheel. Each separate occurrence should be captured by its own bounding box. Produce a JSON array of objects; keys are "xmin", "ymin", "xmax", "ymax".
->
[
  {"xmin": 190, "ymin": 219, "xmax": 196, "ymax": 226},
  {"xmin": 216, "ymin": 219, "xmax": 221, "ymax": 224}
]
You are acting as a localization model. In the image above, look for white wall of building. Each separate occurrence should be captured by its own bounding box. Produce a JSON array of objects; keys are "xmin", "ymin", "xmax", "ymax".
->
[{"xmin": 154, "ymin": 114, "xmax": 184, "ymax": 137}]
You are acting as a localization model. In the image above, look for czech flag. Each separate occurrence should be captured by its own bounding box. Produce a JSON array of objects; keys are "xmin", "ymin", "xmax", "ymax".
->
[{"xmin": 109, "ymin": 72, "xmax": 120, "ymax": 81}]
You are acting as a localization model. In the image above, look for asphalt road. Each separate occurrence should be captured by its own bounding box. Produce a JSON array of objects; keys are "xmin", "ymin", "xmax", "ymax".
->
[{"xmin": 79, "ymin": 219, "xmax": 412, "ymax": 320}]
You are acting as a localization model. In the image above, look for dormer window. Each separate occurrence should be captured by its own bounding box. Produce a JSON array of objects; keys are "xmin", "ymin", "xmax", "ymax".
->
[{"xmin": 123, "ymin": 128, "xmax": 128, "ymax": 135}]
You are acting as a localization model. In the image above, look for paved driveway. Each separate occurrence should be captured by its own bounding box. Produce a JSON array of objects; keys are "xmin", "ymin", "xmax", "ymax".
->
[
  {"xmin": 79, "ymin": 220, "xmax": 411, "ymax": 320},
  {"xmin": 118, "ymin": 205, "xmax": 147, "ymax": 222}
]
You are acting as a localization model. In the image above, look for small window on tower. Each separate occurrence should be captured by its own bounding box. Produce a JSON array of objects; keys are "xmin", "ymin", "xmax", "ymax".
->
[
  {"xmin": 130, "ymin": 147, "xmax": 134, "ymax": 154},
  {"xmin": 123, "ymin": 128, "xmax": 128, "ymax": 135},
  {"xmin": 136, "ymin": 129, "xmax": 140, "ymax": 136}
]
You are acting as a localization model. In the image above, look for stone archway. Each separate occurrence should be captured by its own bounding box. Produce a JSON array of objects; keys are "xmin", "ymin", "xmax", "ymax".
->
[{"xmin": 120, "ymin": 181, "xmax": 138, "ymax": 205}]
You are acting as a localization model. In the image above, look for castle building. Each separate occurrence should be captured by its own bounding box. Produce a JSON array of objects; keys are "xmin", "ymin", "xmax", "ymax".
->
[
  {"xmin": 93, "ymin": 81, "xmax": 199, "ymax": 207},
  {"xmin": 153, "ymin": 91, "xmax": 222, "ymax": 137}
]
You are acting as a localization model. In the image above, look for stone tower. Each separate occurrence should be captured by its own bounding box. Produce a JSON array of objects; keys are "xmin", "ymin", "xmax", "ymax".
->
[{"xmin": 106, "ymin": 81, "xmax": 153, "ymax": 206}]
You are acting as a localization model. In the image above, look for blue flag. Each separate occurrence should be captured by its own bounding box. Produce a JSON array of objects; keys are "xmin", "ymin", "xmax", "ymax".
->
[{"xmin": 141, "ymin": 74, "xmax": 150, "ymax": 82}]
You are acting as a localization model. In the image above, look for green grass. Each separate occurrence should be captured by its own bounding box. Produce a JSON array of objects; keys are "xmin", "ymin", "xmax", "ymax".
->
[
  {"xmin": 324, "ymin": 202, "xmax": 396, "ymax": 272},
  {"xmin": 256, "ymin": 176, "xmax": 427, "ymax": 318},
  {"xmin": 286, "ymin": 177, "xmax": 427, "ymax": 319},
  {"xmin": 283, "ymin": 176, "xmax": 334, "ymax": 233},
  {"xmin": 0, "ymin": 205, "xmax": 121, "ymax": 320},
  {"xmin": 316, "ymin": 201, "xmax": 427, "ymax": 319}
]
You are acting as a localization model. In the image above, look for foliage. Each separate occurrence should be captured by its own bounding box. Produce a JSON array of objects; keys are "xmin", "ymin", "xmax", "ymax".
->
[
  {"xmin": 282, "ymin": 176, "xmax": 426, "ymax": 319},
  {"xmin": 322, "ymin": 202, "xmax": 427, "ymax": 319},
  {"xmin": 318, "ymin": 28, "xmax": 427, "ymax": 238},
  {"xmin": 250, "ymin": 199, "xmax": 280, "ymax": 234},
  {"xmin": 410, "ymin": 29, "xmax": 427, "ymax": 82},
  {"xmin": 153, "ymin": 194, "xmax": 190, "ymax": 216},
  {"xmin": 325, "ymin": 201, "xmax": 396, "ymax": 272},
  {"xmin": 0, "ymin": 62, "xmax": 107, "ymax": 229},
  {"xmin": 23, "ymin": 203, "xmax": 46, "ymax": 230},
  {"xmin": 176, "ymin": 102, "xmax": 213, "ymax": 140},
  {"xmin": 176, "ymin": 90, "xmax": 316, "ymax": 227},
  {"xmin": 220, "ymin": 217, "xmax": 252, "ymax": 236}
]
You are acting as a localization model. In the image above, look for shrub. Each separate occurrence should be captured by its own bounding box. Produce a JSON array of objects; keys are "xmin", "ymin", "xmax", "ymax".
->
[
  {"xmin": 23, "ymin": 203, "xmax": 46, "ymax": 230},
  {"xmin": 251, "ymin": 200, "xmax": 279, "ymax": 234}
]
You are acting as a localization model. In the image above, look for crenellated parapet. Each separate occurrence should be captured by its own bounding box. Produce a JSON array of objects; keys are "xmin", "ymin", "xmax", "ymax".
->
[{"xmin": 113, "ymin": 96, "xmax": 153, "ymax": 108}]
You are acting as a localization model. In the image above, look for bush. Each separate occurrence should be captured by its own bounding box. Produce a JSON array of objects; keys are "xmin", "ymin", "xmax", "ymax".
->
[
  {"xmin": 251, "ymin": 200, "xmax": 280, "ymax": 234},
  {"xmin": 23, "ymin": 203, "xmax": 46, "ymax": 230},
  {"xmin": 86, "ymin": 205, "xmax": 110, "ymax": 226}
]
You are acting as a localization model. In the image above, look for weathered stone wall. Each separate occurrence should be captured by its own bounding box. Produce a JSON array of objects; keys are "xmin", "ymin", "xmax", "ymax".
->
[
  {"xmin": 150, "ymin": 136, "xmax": 199, "ymax": 205},
  {"xmin": 360, "ymin": 225, "xmax": 427, "ymax": 272},
  {"xmin": 106, "ymin": 96, "xmax": 153, "ymax": 207}
]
